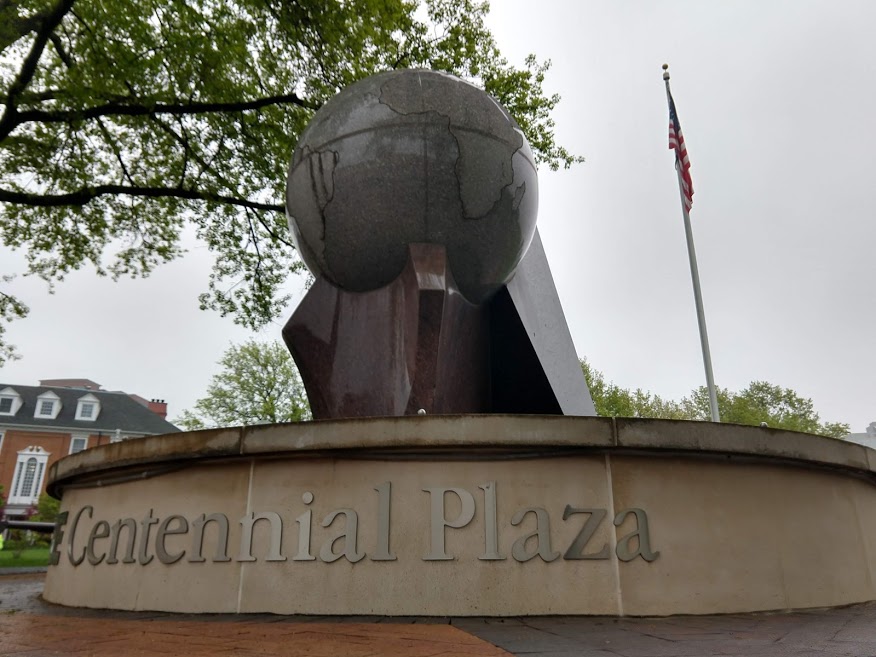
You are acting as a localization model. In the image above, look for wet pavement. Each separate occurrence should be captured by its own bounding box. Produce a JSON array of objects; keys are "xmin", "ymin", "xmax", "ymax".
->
[{"xmin": 3, "ymin": 572, "xmax": 876, "ymax": 656}]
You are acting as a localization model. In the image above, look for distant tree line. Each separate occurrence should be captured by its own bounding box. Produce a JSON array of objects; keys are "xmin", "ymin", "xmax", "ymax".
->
[
  {"xmin": 173, "ymin": 341, "xmax": 850, "ymax": 439},
  {"xmin": 581, "ymin": 359, "xmax": 850, "ymax": 439}
]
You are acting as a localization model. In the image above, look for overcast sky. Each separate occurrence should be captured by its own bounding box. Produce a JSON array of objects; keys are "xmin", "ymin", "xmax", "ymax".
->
[{"xmin": 2, "ymin": 1, "xmax": 874, "ymax": 432}]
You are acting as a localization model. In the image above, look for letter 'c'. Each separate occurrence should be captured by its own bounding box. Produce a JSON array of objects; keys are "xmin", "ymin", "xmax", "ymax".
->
[{"xmin": 67, "ymin": 505, "xmax": 93, "ymax": 566}]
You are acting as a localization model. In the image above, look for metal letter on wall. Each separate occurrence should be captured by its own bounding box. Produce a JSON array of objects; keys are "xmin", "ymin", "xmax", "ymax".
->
[
  {"xmin": 423, "ymin": 487, "xmax": 475, "ymax": 561},
  {"xmin": 238, "ymin": 512, "xmax": 286, "ymax": 562},
  {"xmin": 511, "ymin": 507, "xmax": 560, "ymax": 563},
  {"xmin": 372, "ymin": 482, "xmax": 397, "ymax": 561},
  {"xmin": 189, "ymin": 513, "xmax": 231, "ymax": 563},
  {"xmin": 478, "ymin": 482, "xmax": 505, "ymax": 561},
  {"xmin": 156, "ymin": 515, "xmax": 189, "ymax": 564},
  {"xmin": 66, "ymin": 505, "xmax": 92, "ymax": 567},
  {"xmin": 562, "ymin": 506, "xmax": 610, "ymax": 560},
  {"xmin": 320, "ymin": 509, "xmax": 365, "ymax": 563},
  {"xmin": 107, "ymin": 518, "xmax": 138, "ymax": 565},
  {"xmin": 614, "ymin": 508, "xmax": 659, "ymax": 562}
]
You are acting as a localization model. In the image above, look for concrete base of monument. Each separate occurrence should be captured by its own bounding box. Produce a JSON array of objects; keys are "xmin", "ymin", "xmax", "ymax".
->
[{"xmin": 42, "ymin": 416, "xmax": 876, "ymax": 617}]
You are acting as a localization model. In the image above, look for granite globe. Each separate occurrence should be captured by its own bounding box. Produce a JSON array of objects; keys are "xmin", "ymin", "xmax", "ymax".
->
[{"xmin": 285, "ymin": 69, "xmax": 538, "ymax": 304}]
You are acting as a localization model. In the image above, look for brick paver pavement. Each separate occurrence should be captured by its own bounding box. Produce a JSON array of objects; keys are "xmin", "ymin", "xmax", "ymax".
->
[
  {"xmin": 6, "ymin": 572, "xmax": 876, "ymax": 656},
  {"xmin": 0, "ymin": 573, "xmax": 509, "ymax": 657},
  {"xmin": 0, "ymin": 615, "xmax": 511, "ymax": 657}
]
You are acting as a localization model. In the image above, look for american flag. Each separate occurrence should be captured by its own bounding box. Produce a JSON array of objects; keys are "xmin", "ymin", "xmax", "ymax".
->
[{"xmin": 668, "ymin": 91, "xmax": 693, "ymax": 212}]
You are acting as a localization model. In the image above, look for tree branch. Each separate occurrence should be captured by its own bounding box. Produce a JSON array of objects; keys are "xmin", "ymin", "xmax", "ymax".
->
[
  {"xmin": 0, "ymin": 2, "xmax": 50, "ymax": 55},
  {"xmin": 0, "ymin": 0, "xmax": 76, "ymax": 140},
  {"xmin": 148, "ymin": 114, "xmax": 295, "ymax": 248},
  {"xmin": 0, "ymin": 184, "xmax": 284, "ymax": 213},
  {"xmin": 13, "ymin": 92, "xmax": 318, "ymax": 126},
  {"xmin": 245, "ymin": 207, "xmax": 266, "ymax": 289},
  {"xmin": 48, "ymin": 31, "xmax": 74, "ymax": 68},
  {"xmin": 148, "ymin": 113, "xmax": 219, "ymax": 184},
  {"xmin": 94, "ymin": 117, "xmax": 134, "ymax": 185},
  {"xmin": 252, "ymin": 210, "xmax": 295, "ymax": 248}
]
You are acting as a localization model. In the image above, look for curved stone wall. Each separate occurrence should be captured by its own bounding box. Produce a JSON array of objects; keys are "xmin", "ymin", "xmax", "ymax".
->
[{"xmin": 42, "ymin": 416, "xmax": 876, "ymax": 616}]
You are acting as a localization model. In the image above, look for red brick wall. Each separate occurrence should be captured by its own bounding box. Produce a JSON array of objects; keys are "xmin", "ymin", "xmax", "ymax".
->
[{"xmin": 0, "ymin": 429, "xmax": 110, "ymax": 503}]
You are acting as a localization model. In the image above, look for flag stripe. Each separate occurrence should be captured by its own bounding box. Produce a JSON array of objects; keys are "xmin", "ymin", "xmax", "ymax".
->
[{"xmin": 668, "ymin": 92, "xmax": 694, "ymax": 211}]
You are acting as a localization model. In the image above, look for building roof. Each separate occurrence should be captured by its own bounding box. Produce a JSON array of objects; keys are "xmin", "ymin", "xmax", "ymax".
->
[
  {"xmin": 0, "ymin": 384, "xmax": 180, "ymax": 435},
  {"xmin": 38, "ymin": 378, "xmax": 102, "ymax": 390}
]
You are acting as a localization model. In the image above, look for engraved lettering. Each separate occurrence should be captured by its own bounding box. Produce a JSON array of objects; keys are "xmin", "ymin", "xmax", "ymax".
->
[
  {"xmin": 238, "ymin": 512, "xmax": 286, "ymax": 562},
  {"xmin": 293, "ymin": 510, "xmax": 316, "ymax": 561},
  {"xmin": 57, "ymin": 485, "xmax": 659, "ymax": 570},
  {"xmin": 562, "ymin": 506, "xmax": 610, "ymax": 560},
  {"xmin": 189, "ymin": 513, "xmax": 231, "ymax": 563},
  {"xmin": 320, "ymin": 509, "xmax": 365, "ymax": 563},
  {"xmin": 478, "ymin": 481, "xmax": 504, "ymax": 561},
  {"xmin": 86, "ymin": 520, "xmax": 110, "ymax": 565},
  {"xmin": 107, "ymin": 518, "xmax": 137, "ymax": 564},
  {"xmin": 372, "ymin": 482, "xmax": 396, "ymax": 561},
  {"xmin": 138, "ymin": 509, "xmax": 160, "ymax": 565},
  {"xmin": 511, "ymin": 507, "xmax": 559, "ymax": 562},
  {"xmin": 156, "ymin": 515, "xmax": 189, "ymax": 564},
  {"xmin": 293, "ymin": 491, "xmax": 316, "ymax": 561},
  {"xmin": 423, "ymin": 487, "xmax": 475, "ymax": 561},
  {"xmin": 66, "ymin": 505, "xmax": 92, "ymax": 567},
  {"xmin": 614, "ymin": 508, "xmax": 659, "ymax": 562}
]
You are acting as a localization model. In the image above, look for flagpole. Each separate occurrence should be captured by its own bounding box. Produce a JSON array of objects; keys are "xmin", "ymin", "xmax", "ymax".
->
[{"xmin": 662, "ymin": 64, "xmax": 720, "ymax": 423}]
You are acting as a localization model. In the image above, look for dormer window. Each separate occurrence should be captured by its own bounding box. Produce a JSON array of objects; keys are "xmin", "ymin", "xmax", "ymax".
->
[
  {"xmin": 34, "ymin": 391, "xmax": 61, "ymax": 419},
  {"xmin": 75, "ymin": 393, "xmax": 101, "ymax": 421},
  {"xmin": 0, "ymin": 387, "xmax": 22, "ymax": 416}
]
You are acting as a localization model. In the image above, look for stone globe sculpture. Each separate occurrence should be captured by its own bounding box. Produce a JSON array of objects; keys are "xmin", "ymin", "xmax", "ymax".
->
[
  {"xmin": 283, "ymin": 69, "xmax": 591, "ymax": 420},
  {"xmin": 286, "ymin": 69, "xmax": 538, "ymax": 304}
]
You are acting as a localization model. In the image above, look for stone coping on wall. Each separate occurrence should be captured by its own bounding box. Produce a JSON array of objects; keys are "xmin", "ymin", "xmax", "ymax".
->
[{"xmin": 46, "ymin": 416, "xmax": 876, "ymax": 499}]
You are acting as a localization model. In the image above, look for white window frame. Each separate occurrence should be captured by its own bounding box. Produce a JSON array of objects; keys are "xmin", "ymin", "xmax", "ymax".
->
[
  {"xmin": 8, "ymin": 446, "xmax": 50, "ymax": 506},
  {"xmin": 0, "ymin": 387, "xmax": 22, "ymax": 416},
  {"xmin": 75, "ymin": 393, "xmax": 101, "ymax": 421},
  {"xmin": 34, "ymin": 391, "xmax": 61, "ymax": 420},
  {"xmin": 69, "ymin": 433, "xmax": 89, "ymax": 455},
  {"xmin": 0, "ymin": 430, "xmax": 4, "ymax": 455}
]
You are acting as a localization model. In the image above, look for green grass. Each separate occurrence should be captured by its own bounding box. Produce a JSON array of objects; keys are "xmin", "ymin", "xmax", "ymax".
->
[{"xmin": 0, "ymin": 547, "xmax": 50, "ymax": 568}]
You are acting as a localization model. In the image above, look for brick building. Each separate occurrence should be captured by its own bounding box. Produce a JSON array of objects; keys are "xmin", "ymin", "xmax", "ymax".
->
[{"xmin": 0, "ymin": 379, "xmax": 179, "ymax": 518}]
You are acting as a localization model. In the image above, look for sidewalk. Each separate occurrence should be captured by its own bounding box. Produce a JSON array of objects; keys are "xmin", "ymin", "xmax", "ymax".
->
[{"xmin": 4, "ymin": 572, "xmax": 876, "ymax": 656}]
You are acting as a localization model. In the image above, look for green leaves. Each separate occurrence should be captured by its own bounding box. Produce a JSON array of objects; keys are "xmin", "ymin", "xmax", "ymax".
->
[
  {"xmin": 683, "ymin": 381, "xmax": 851, "ymax": 438},
  {"xmin": 0, "ymin": 279, "xmax": 29, "ymax": 367},
  {"xmin": 580, "ymin": 359, "xmax": 850, "ymax": 438},
  {"xmin": 174, "ymin": 339, "xmax": 310, "ymax": 429},
  {"xmin": 0, "ymin": 0, "xmax": 582, "ymax": 362},
  {"xmin": 31, "ymin": 492, "xmax": 60, "ymax": 523},
  {"xmin": 580, "ymin": 358, "xmax": 688, "ymax": 420}
]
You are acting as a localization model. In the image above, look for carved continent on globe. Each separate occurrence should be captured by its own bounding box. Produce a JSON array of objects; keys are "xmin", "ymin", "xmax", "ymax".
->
[{"xmin": 286, "ymin": 69, "xmax": 538, "ymax": 304}]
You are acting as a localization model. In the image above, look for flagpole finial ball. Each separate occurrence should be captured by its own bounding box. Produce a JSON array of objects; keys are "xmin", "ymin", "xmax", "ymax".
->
[
  {"xmin": 662, "ymin": 63, "xmax": 669, "ymax": 70},
  {"xmin": 285, "ymin": 69, "xmax": 539, "ymax": 304}
]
